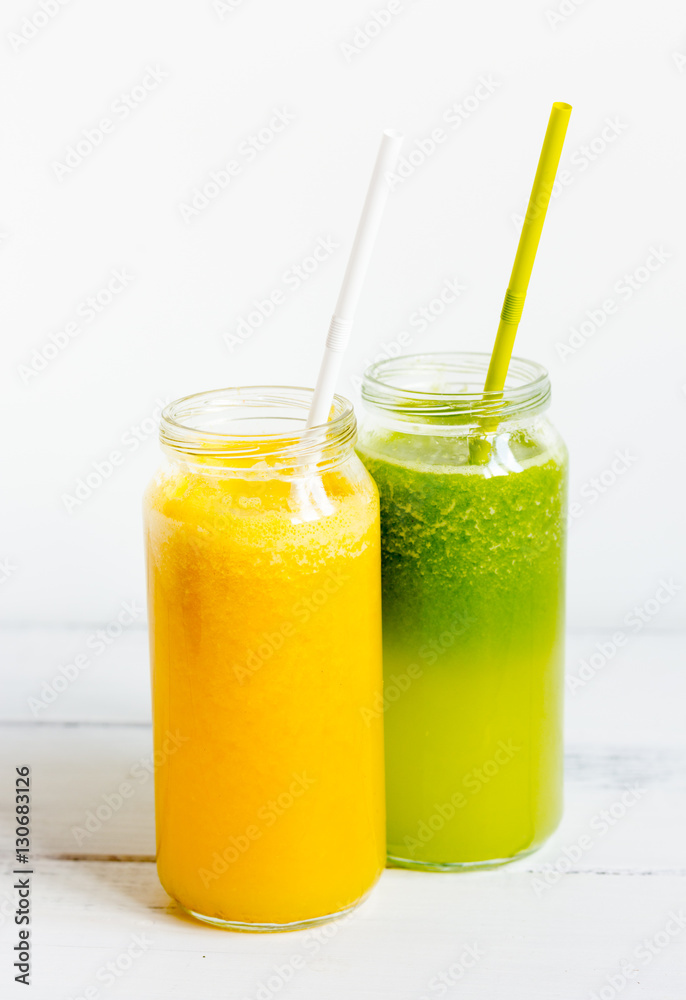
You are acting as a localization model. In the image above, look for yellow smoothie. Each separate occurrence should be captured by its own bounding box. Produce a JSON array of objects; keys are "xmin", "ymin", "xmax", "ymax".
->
[{"xmin": 144, "ymin": 458, "xmax": 385, "ymax": 928}]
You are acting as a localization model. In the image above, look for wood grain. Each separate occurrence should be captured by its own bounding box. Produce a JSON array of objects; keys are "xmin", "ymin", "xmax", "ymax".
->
[{"xmin": 0, "ymin": 631, "xmax": 684, "ymax": 999}]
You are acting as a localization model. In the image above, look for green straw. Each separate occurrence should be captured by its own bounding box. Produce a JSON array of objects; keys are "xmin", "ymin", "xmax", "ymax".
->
[{"xmin": 471, "ymin": 101, "xmax": 572, "ymax": 462}]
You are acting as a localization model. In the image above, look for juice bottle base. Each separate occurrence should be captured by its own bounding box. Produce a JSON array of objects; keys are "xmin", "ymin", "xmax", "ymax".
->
[
  {"xmin": 387, "ymin": 843, "xmax": 541, "ymax": 873},
  {"xmin": 178, "ymin": 893, "xmax": 368, "ymax": 934}
]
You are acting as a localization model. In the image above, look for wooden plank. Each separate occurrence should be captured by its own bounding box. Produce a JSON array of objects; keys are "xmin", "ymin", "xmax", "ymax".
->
[
  {"xmin": 2, "ymin": 860, "xmax": 683, "ymax": 1000},
  {"xmin": 2, "ymin": 629, "xmax": 685, "ymax": 742},
  {"xmin": 2, "ymin": 624, "xmax": 150, "ymax": 724},
  {"xmin": 0, "ymin": 723, "xmax": 684, "ymax": 870},
  {"xmin": 1, "ymin": 635, "xmax": 684, "ymax": 999},
  {"xmin": 564, "ymin": 631, "xmax": 686, "ymax": 748},
  {"xmin": 0, "ymin": 724, "xmax": 156, "ymax": 859}
]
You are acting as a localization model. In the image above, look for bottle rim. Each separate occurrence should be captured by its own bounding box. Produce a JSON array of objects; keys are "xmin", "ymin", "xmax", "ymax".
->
[
  {"xmin": 361, "ymin": 351, "xmax": 551, "ymax": 422},
  {"xmin": 159, "ymin": 386, "xmax": 356, "ymax": 465}
]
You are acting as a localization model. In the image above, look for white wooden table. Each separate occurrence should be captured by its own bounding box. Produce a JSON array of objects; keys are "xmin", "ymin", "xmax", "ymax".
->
[{"xmin": 1, "ymin": 629, "xmax": 684, "ymax": 999}]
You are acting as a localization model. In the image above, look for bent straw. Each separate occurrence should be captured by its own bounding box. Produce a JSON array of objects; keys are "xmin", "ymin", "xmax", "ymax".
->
[
  {"xmin": 472, "ymin": 102, "xmax": 571, "ymax": 460},
  {"xmin": 306, "ymin": 129, "xmax": 404, "ymax": 428}
]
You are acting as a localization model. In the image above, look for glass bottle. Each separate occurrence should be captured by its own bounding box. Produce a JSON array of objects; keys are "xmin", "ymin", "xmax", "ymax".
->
[
  {"xmin": 144, "ymin": 387, "xmax": 385, "ymax": 927},
  {"xmin": 356, "ymin": 352, "xmax": 567, "ymax": 870}
]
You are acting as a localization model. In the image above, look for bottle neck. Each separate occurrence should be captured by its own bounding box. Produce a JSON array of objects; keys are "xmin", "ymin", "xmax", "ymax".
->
[
  {"xmin": 361, "ymin": 351, "xmax": 551, "ymax": 431},
  {"xmin": 159, "ymin": 387, "xmax": 357, "ymax": 477}
]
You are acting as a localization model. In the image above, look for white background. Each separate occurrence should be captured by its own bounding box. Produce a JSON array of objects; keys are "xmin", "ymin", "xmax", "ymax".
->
[
  {"xmin": 2, "ymin": 1, "xmax": 685, "ymax": 671},
  {"xmin": 1, "ymin": 4, "xmax": 686, "ymax": 998}
]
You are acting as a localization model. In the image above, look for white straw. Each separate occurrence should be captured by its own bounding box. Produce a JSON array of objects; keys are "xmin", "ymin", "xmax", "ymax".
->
[{"xmin": 306, "ymin": 128, "xmax": 404, "ymax": 428}]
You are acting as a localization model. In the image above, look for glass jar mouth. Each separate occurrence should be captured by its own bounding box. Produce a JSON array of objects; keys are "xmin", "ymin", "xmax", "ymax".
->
[
  {"xmin": 159, "ymin": 386, "xmax": 356, "ymax": 466},
  {"xmin": 361, "ymin": 352, "xmax": 551, "ymax": 423}
]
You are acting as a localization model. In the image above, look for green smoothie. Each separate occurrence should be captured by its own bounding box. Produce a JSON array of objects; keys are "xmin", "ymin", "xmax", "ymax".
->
[{"xmin": 357, "ymin": 423, "xmax": 567, "ymax": 868}]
